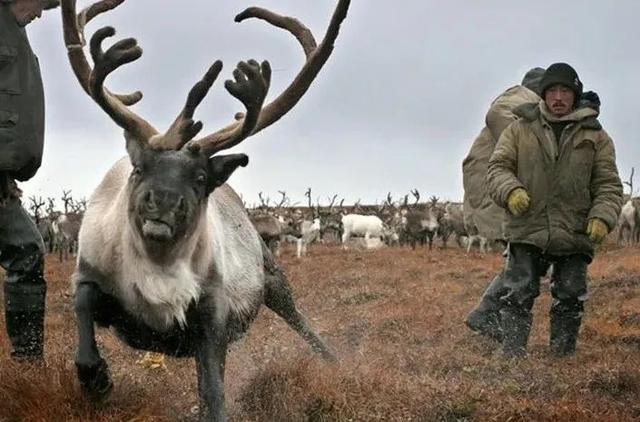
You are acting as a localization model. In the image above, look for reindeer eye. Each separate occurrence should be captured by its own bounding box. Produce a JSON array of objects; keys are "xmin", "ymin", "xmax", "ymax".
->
[{"xmin": 196, "ymin": 174, "xmax": 207, "ymax": 185}]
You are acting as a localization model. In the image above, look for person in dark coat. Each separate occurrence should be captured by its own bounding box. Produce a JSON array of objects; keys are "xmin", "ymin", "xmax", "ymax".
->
[
  {"xmin": 486, "ymin": 63, "xmax": 623, "ymax": 357},
  {"xmin": 0, "ymin": 0, "xmax": 59, "ymax": 360}
]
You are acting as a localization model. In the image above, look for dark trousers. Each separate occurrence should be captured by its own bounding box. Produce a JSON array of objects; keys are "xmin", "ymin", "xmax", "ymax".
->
[
  {"xmin": 0, "ymin": 198, "xmax": 47, "ymax": 358},
  {"xmin": 500, "ymin": 243, "xmax": 588, "ymax": 315},
  {"xmin": 500, "ymin": 243, "xmax": 588, "ymax": 356}
]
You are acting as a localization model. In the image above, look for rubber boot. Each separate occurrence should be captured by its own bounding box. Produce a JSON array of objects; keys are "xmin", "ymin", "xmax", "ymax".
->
[
  {"xmin": 5, "ymin": 310, "xmax": 45, "ymax": 359},
  {"xmin": 549, "ymin": 313, "xmax": 581, "ymax": 357},
  {"xmin": 465, "ymin": 272, "xmax": 506, "ymax": 342},
  {"xmin": 500, "ymin": 308, "xmax": 532, "ymax": 358},
  {"xmin": 4, "ymin": 281, "xmax": 46, "ymax": 360},
  {"xmin": 465, "ymin": 309, "xmax": 502, "ymax": 342}
]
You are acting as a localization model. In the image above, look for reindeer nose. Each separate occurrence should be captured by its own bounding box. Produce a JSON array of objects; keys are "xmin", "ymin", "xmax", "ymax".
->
[
  {"xmin": 143, "ymin": 189, "xmax": 185, "ymax": 213},
  {"xmin": 144, "ymin": 190, "xmax": 156, "ymax": 210}
]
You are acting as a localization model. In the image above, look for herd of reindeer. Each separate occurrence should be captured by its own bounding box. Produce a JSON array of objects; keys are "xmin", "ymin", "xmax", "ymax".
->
[
  {"xmin": 28, "ymin": 182, "xmax": 640, "ymax": 263},
  {"xmin": 27, "ymin": 190, "xmax": 85, "ymax": 261},
  {"xmin": 246, "ymin": 188, "xmax": 475, "ymax": 258},
  {"xmin": 26, "ymin": 187, "xmax": 473, "ymax": 262}
]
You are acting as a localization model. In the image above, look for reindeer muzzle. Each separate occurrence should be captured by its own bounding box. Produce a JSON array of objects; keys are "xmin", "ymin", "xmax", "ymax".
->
[{"xmin": 142, "ymin": 219, "xmax": 174, "ymax": 241}]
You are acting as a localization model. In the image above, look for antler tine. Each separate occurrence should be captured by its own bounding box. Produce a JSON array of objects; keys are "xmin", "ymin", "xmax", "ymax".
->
[
  {"xmin": 328, "ymin": 194, "xmax": 337, "ymax": 209},
  {"xmin": 276, "ymin": 190, "xmax": 287, "ymax": 208},
  {"xmin": 153, "ymin": 61, "xmax": 224, "ymax": 150},
  {"xmin": 88, "ymin": 28, "xmax": 159, "ymax": 142},
  {"xmin": 411, "ymin": 188, "xmax": 420, "ymax": 205},
  {"xmin": 195, "ymin": 0, "xmax": 351, "ymax": 157},
  {"xmin": 78, "ymin": 0, "xmax": 124, "ymax": 32},
  {"xmin": 28, "ymin": 195, "xmax": 38, "ymax": 208},
  {"xmin": 236, "ymin": 7, "xmax": 317, "ymax": 58},
  {"xmin": 61, "ymin": 0, "xmax": 158, "ymax": 142},
  {"xmin": 62, "ymin": 0, "xmax": 140, "ymax": 106},
  {"xmin": 196, "ymin": 59, "xmax": 271, "ymax": 156}
]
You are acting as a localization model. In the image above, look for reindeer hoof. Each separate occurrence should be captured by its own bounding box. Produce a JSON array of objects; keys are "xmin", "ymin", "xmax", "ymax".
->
[
  {"xmin": 321, "ymin": 350, "xmax": 339, "ymax": 363},
  {"xmin": 76, "ymin": 358, "xmax": 113, "ymax": 402}
]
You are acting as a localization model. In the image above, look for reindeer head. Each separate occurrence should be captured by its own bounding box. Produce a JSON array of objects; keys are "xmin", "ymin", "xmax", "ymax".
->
[{"xmin": 126, "ymin": 139, "xmax": 248, "ymax": 243}]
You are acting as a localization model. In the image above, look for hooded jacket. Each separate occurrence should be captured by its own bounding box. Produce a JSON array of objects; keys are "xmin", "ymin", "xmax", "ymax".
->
[
  {"xmin": 487, "ymin": 99, "xmax": 623, "ymax": 258},
  {"xmin": 0, "ymin": 4, "xmax": 45, "ymax": 182},
  {"xmin": 462, "ymin": 84, "xmax": 540, "ymax": 240}
]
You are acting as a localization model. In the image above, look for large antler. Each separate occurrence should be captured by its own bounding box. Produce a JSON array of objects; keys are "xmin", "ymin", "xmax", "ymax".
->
[
  {"xmin": 410, "ymin": 189, "xmax": 420, "ymax": 207},
  {"xmin": 276, "ymin": 190, "xmax": 288, "ymax": 209},
  {"xmin": 29, "ymin": 196, "xmax": 45, "ymax": 222},
  {"xmin": 61, "ymin": 189, "xmax": 73, "ymax": 214},
  {"xmin": 624, "ymin": 167, "xmax": 635, "ymax": 197},
  {"xmin": 194, "ymin": 0, "xmax": 351, "ymax": 156},
  {"xmin": 61, "ymin": 0, "xmax": 350, "ymax": 155},
  {"xmin": 61, "ymin": 0, "xmax": 158, "ymax": 142}
]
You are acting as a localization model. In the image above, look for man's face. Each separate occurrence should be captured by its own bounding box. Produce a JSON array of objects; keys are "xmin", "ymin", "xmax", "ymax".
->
[
  {"xmin": 9, "ymin": 0, "xmax": 45, "ymax": 27},
  {"xmin": 544, "ymin": 84, "xmax": 576, "ymax": 117}
]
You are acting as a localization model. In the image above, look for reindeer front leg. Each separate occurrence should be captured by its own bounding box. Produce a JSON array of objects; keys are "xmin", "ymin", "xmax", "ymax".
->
[
  {"xmin": 194, "ymin": 309, "xmax": 229, "ymax": 421},
  {"xmin": 74, "ymin": 282, "xmax": 113, "ymax": 401}
]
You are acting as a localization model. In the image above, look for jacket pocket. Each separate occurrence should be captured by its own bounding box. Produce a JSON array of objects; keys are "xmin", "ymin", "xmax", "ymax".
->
[
  {"xmin": 0, "ymin": 44, "xmax": 21, "ymax": 95},
  {"xmin": 0, "ymin": 110, "xmax": 19, "ymax": 128}
]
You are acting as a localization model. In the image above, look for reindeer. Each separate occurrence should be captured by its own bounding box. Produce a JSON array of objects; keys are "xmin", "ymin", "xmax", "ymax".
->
[
  {"xmin": 618, "ymin": 167, "xmax": 640, "ymax": 245},
  {"xmin": 296, "ymin": 217, "xmax": 321, "ymax": 257},
  {"xmin": 29, "ymin": 196, "xmax": 55, "ymax": 253},
  {"xmin": 377, "ymin": 193, "xmax": 401, "ymax": 246},
  {"xmin": 60, "ymin": 0, "xmax": 349, "ymax": 420},
  {"xmin": 273, "ymin": 190, "xmax": 301, "ymax": 238},
  {"xmin": 321, "ymin": 195, "xmax": 344, "ymax": 242},
  {"xmin": 249, "ymin": 212, "xmax": 283, "ymax": 257},
  {"xmin": 401, "ymin": 190, "xmax": 439, "ymax": 250},
  {"xmin": 439, "ymin": 201, "xmax": 474, "ymax": 250},
  {"xmin": 52, "ymin": 190, "xmax": 83, "ymax": 261},
  {"xmin": 341, "ymin": 213, "xmax": 385, "ymax": 247},
  {"xmin": 250, "ymin": 190, "xmax": 298, "ymax": 257}
]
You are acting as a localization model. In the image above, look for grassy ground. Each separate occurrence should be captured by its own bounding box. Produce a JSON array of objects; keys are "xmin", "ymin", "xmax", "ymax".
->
[{"xmin": 1, "ymin": 241, "xmax": 639, "ymax": 421}]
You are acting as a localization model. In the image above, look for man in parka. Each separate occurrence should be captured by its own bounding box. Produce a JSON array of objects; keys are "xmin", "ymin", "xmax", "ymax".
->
[
  {"xmin": 0, "ymin": 0, "xmax": 59, "ymax": 360},
  {"xmin": 463, "ymin": 67, "xmax": 544, "ymax": 341},
  {"xmin": 487, "ymin": 63, "xmax": 623, "ymax": 357}
]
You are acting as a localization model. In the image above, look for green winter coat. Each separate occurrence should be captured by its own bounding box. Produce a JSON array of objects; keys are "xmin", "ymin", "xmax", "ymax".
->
[
  {"xmin": 0, "ymin": 5, "xmax": 45, "ymax": 182},
  {"xmin": 487, "ymin": 100, "xmax": 623, "ymax": 258},
  {"xmin": 462, "ymin": 85, "xmax": 539, "ymax": 240}
]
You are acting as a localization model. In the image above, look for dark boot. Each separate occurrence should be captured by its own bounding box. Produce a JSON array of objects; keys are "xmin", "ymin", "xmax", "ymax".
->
[
  {"xmin": 548, "ymin": 254, "xmax": 588, "ymax": 358},
  {"xmin": 465, "ymin": 309, "xmax": 502, "ymax": 342},
  {"xmin": 549, "ymin": 313, "xmax": 581, "ymax": 357},
  {"xmin": 5, "ymin": 310, "xmax": 45, "ymax": 359},
  {"xmin": 4, "ymin": 281, "xmax": 46, "ymax": 360},
  {"xmin": 465, "ymin": 272, "xmax": 506, "ymax": 342},
  {"xmin": 500, "ymin": 308, "xmax": 532, "ymax": 358}
]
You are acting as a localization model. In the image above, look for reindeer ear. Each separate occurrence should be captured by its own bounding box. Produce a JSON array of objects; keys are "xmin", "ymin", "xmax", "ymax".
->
[
  {"xmin": 125, "ymin": 131, "xmax": 146, "ymax": 165},
  {"xmin": 207, "ymin": 153, "xmax": 249, "ymax": 191}
]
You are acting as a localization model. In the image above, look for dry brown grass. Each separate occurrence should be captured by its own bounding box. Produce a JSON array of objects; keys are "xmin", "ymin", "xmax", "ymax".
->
[{"xmin": 1, "ymin": 241, "xmax": 640, "ymax": 421}]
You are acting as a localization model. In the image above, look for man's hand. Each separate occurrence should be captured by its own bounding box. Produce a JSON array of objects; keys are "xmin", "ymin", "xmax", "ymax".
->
[
  {"xmin": 586, "ymin": 218, "xmax": 608, "ymax": 243},
  {"xmin": 507, "ymin": 188, "xmax": 530, "ymax": 216}
]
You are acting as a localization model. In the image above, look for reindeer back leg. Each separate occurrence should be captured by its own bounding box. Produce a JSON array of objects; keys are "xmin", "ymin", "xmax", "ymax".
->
[{"xmin": 260, "ymin": 239, "xmax": 336, "ymax": 362}]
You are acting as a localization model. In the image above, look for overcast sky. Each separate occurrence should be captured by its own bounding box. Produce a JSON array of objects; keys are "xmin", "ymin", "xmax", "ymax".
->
[{"xmin": 18, "ymin": 0, "xmax": 640, "ymax": 210}]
